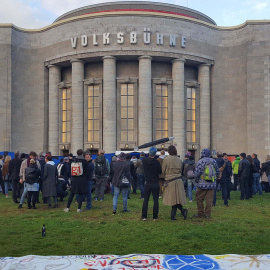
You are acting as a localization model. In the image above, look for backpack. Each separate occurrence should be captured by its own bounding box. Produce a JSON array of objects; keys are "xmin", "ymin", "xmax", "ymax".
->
[
  {"xmin": 187, "ymin": 164, "xmax": 195, "ymax": 179},
  {"xmin": 71, "ymin": 161, "xmax": 83, "ymax": 176},
  {"xmin": 57, "ymin": 163, "xmax": 64, "ymax": 177},
  {"xmin": 25, "ymin": 167, "xmax": 37, "ymax": 184},
  {"xmin": 95, "ymin": 156, "xmax": 108, "ymax": 176},
  {"xmin": 202, "ymin": 160, "xmax": 216, "ymax": 182}
]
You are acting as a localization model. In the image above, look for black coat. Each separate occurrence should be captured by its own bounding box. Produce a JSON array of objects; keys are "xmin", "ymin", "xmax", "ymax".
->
[
  {"xmin": 111, "ymin": 160, "xmax": 131, "ymax": 188},
  {"xmin": 261, "ymin": 161, "xmax": 270, "ymax": 176},
  {"xmin": 142, "ymin": 157, "xmax": 162, "ymax": 186},
  {"xmin": 238, "ymin": 158, "xmax": 250, "ymax": 179},
  {"xmin": 9, "ymin": 157, "xmax": 22, "ymax": 181},
  {"xmin": 70, "ymin": 156, "xmax": 89, "ymax": 194}
]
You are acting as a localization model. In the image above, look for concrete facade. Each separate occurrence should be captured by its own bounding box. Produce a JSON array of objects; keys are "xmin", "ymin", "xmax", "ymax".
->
[{"xmin": 0, "ymin": 1, "xmax": 270, "ymax": 159}]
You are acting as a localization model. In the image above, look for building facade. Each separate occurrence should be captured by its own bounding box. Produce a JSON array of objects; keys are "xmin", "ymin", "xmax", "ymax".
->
[{"xmin": 0, "ymin": 1, "xmax": 269, "ymax": 159}]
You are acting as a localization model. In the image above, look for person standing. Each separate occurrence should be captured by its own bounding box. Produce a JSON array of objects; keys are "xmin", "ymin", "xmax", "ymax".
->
[
  {"xmin": 84, "ymin": 151, "xmax": 94, "ymax": 210},
  {"xmin": 194, "ymin": 148, "xmax": 220, "ymax": 219},
  {"xmin": 141, "ymin": 147, "xmax": 161, "ymax": 221},
  {"xmin": 162, "ymin": 145, "xmax": 187, "ymax": 221},
  {"xmin": 43, "ymin": 155, "xmax": 58, "ymax": 208},
  {"xmin": 184, "ymin": 155, "xmax": 196, "ymax": 202},
  {"xmin": 213, "ymin": 152, "xmax": 228, "ymax": 207},
  {"xmin": 223, "ymin": 153, "xmax": 232, "ymax": 200},
  {"xmin": 157, "ymin": 150, "xmax": 166, "ymax": 198},
  {"xmin": 64, "ymin": 149, "xmax": 88, "ymax": 213},
  {"xmin": 135, "ymin": 152, "xmax": 145, "ymax": 199},
  {"xmin": 111, "ymin": 152, "xmax": 131, "ymax": 214},
  {"xmin": 2, "ymin": 155, "xmax": 12, "ymax": 198},
  {"xmin": 131, "ymin": 156, "xmax": 138, "ymax": 194},
  {"xmin": 238, "ymin": 152, "xmax": 250, "ymax": 200},
  {"xmin": 25, "ymin": 159, "xmax": 41, "ymax": 209},
  {"xmin": 9, "ymin": 151, "xmax": 22, "ymax": 203},
  {"xmin": 252, "ymin": 153, "xmax": 262, "ymax": 195},
  {"xmin": 18, "ymin": 151, "xmax": 41, "ymax": 209},
  {"xmin": 232, "ymin": 156, "xmax": 240, "ymax": 191},
  {"xmin": 94, "ymin": 150, "xmax": 110, "ymax": 201}
]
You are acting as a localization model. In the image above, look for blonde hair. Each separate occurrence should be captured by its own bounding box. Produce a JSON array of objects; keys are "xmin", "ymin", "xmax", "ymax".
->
[
  {"xmin": 30, "ymin": 159, "xmax": 36, "ymax": 164},
  {"xmin": 266, "ymin": 155, "xmax": 270, "ymax": 161},
  {"xmin": 5, "ymin": 155, "xmax": 11, "ymax": 162}
]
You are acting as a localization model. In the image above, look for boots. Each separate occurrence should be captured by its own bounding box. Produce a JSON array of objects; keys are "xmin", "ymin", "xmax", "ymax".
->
[
  {"xmin": 181, "ymin": 208, "xmax": 188, "ymax": 220},
  {"xmin": 171, "ymin": 206, "xmax": 177, "ymax": 220}
]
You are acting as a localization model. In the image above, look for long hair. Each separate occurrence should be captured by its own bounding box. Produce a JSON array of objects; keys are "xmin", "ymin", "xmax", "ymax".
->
[{"xmin": 247, "ymin": 155, "xmax": 253, "ymax": 165}]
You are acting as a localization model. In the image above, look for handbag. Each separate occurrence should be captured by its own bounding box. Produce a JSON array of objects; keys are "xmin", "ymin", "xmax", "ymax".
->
[{"xmin": 119, "ymin": 175, "xmax": 130, "ymax": 188}]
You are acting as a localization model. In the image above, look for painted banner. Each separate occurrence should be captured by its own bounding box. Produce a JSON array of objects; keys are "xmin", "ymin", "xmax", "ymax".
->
[{"xmin": 1, "ymin": 254, "xmax": 270, "ymax": 270}]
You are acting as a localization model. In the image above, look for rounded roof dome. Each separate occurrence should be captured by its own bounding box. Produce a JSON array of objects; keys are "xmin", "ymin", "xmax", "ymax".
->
[{"xmin": 54, "ymin": 1, "xmax": 216, "ymax": 25}]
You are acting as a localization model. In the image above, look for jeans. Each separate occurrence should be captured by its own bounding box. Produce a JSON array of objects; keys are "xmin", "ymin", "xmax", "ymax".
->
[
  {"xmin": 253, "ymin": 173, "xmax": 262, "ymax": 195},
  {"xmin": 20, "ymin": 183, "xmax": 28, "ymax": 204},
  {"xmin": 136, "ymin": 174, "xmax": 145, "ymax": 198},
  {"xmin": 86, "ymin": 181, "xmax": 93, "ymax": 209},
  {"xmin": 213, "ymin": 181, "xmax": 228, "ymax": 206},
  {"xmin": 113, "ymin": 186, "xmax": 128, "ymax": 211},
  {"xmin": 187, "ymin": 178, "xmax": 196, "ymax": 201},
  {"xmin": 4, "ymin": 181, "xmax": 12, "ymax": 195},
  {"xmin": 142, "ymin": 184, "xmax": 160, "ymax": 219}
]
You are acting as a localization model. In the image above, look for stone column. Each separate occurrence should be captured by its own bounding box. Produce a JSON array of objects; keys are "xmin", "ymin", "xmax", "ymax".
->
[
  {"xmin": 198, "ymin": 63, "xmax": 211, "ymax": 152},
  {"xmin": 138, "ymin": 56, "xmax": 152, "ymax": 146},
  {"xmin": 102, "ymin": 56, "xmax": 117, "ymax": 153},
  {"xmin": 48, "ymin": 64, "xmax": 61, "ymax": 155},
  {"xmin": 172, "ymin": 58, "xmax": 186, "ymax": 158},
  {"xmin": 71, "ymin": 59, "xmax": 85, "ymax": 154}
]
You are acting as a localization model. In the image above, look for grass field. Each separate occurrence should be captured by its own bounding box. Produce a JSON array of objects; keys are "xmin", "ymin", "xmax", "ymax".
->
[{"xmin": 1, "ymin": 190, "xmax": 270, "ymax": 257}]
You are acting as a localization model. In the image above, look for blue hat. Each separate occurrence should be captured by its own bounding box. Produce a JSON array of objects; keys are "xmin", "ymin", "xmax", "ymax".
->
[{"xmin": 149, "ymin": 147, "xmax": 157, "ymax": 157}]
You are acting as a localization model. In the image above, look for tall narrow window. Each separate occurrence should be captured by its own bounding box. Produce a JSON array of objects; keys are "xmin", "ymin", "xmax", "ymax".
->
[
  {"xmin": 156, "ymin": 84, "xmax": 168, "ymax": 140},
  {"xmin": 121, "ymin": 84, "xmax": 134, "ymax": 141},
  {"xmin": 186, "ymin": 87, "xmax": 196, "ymax": 142},
  {"xmin": 88, "ymin": 85, "xmax": 99, "ymax": 142},
  {"xmin": 61, "ymin": 88, "xmax": 71, "ymax": 143}
]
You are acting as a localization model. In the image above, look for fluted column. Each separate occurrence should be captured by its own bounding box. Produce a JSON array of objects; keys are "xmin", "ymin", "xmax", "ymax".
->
[
  {"xmin": 71, "ymin": 59, "xmax": 85, "ymax": 154},
  {"xmin": 48, "ymin": 65, "xmax": 61, "ymax": 155},
  {"xmin": 138, "ymin": 56, "xmax": 152, "ymax": 146},
  {"xmin": 172, "ymin": 58, "xmax": 186, "ymax": 158},
  {"xmin": 198, "ymin": 63, "xmax": 211, "ymax": 152},
  {"xmin": 103, "ymin": 56, "xmax": 117, "ymax": 153}
]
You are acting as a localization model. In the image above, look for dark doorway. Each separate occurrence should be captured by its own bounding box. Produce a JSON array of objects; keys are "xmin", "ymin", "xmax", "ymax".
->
[
  {"xmin": 61, "ymin": 149, "xmax": 69, "ymax": 157},
  {"xmin": 188, "ymin": 150, "xmax": 196, "ymax": 157}
]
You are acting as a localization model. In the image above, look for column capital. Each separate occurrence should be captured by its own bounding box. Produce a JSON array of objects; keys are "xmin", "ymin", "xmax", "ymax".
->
[
  {"xmin": 102, "ymin": 56, "xmax": 117, "ymax": 61},
  {"xmin": 48, "ymin": 64, "xmax": 62, "ymax": 70},
  {"xmin": 171, "ymin": 58, "xmax": 186, "ymax": 64},
  {"xmin": 138, "ymin": 55, "xmax": 152, "ymax": 61},
  {"xmin": 198, "ymin": 63, "xmax": 211, "ymax": 68},
  {"xmin": 70, "ymin": 59, "xmax": 85, "ymax": 64}
]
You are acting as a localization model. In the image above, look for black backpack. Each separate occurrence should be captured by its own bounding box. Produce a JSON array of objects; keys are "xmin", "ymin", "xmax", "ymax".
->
[
  {"xmin": 25, "ymin": 167, "xmax": 37, "ymax": 184},
  {"xmin": 95, "ymin": 156, "xmax": 108, "ymax": 176}
]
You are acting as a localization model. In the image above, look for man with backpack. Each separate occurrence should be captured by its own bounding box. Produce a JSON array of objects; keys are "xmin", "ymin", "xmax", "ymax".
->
[
  {"xmin": 194, "ymin": 148, "xmax": 219, "ymax": 219},
  {"xmin": 94, "ymin": 150, "xmax": 110, "ymax": 201},
  {"xmin": 184, "ymin": 155, "xmax": 196, "ymax": 202}
]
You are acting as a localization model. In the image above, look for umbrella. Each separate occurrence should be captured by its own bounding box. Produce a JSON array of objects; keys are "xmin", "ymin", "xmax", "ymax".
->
[{"xmin": 134, "ymin": 137, "xmax": 175, "ymax": 151}]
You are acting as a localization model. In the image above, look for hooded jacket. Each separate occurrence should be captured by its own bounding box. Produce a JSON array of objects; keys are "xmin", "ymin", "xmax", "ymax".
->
[
  {"xmin": 142, "ymin": 157, "xmax": 162, "ymax": 186},
  {"xmin": 232, "ymin": 157, "xmax": 240, "ymax": 175}
]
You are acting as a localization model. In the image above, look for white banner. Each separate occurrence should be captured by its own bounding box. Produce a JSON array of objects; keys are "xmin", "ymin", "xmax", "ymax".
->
[{"xmin": 1, "ymin": 254, "xmax": 270, "ymax": 269}]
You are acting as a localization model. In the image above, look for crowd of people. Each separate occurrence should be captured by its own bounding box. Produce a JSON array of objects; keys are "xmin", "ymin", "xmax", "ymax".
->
[{"xmin": 0, "ymin": 147, "xmax": 269, "ymax": 220}]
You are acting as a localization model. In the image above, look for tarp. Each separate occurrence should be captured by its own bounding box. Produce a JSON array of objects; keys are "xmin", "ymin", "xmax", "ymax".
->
[{"xmin": 0, "ymin": 254, "xmax": 270, "ymax": 269}]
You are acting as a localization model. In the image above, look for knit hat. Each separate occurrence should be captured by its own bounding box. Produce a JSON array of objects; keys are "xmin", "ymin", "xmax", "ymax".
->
[{"xmin": 201, "ymin": 148, "xmax": 211, "ymax": 158}]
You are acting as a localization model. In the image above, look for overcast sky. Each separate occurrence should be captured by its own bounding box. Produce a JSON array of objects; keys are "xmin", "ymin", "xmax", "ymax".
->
[{"xmin": 0, "ymin": 0, "xmax": 270, "ymax": 29}]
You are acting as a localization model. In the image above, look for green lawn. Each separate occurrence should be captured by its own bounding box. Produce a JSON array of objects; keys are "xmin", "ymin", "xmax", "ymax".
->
[{"xmin": 1, "ymin": 190, "xmax": 270, "ymax": 257}]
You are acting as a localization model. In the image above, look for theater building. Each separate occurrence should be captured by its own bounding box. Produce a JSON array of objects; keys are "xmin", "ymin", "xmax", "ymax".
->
[{"xmin": 0, "ymin": 1, "xmax": 270, "ymax": 159}]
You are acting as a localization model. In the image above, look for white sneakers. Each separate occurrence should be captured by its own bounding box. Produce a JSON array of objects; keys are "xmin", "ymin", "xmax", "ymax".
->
[
  {"xmin": 77, "ymin": 209, "xmax": 82, "ymax": 213},
  {"xmin": 63, "ymin": 208, "xmax": 69, "ymax": 212}
]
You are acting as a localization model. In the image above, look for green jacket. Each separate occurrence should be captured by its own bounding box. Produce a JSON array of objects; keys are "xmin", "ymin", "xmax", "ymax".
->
[{"xmin": 232, "ymin": 157, "xmax": 240, "ymax": 174}]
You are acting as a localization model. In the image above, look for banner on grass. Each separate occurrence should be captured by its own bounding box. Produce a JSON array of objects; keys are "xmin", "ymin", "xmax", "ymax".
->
[{"xmin": 1, "ymin": 254, "xmax": 270, "ymax": 270}]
